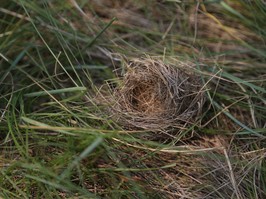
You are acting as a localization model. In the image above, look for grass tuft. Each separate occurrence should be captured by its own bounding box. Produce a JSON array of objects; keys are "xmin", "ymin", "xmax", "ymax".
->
[{"xmin": 0, "ymin": 0, "xmax": 265, "ymax": 198}]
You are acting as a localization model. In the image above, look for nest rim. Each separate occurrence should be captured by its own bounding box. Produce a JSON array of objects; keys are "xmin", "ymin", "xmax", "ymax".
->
[{"xmin": 107, "ymin": 57, "xmax": 205, "ymax": 131}]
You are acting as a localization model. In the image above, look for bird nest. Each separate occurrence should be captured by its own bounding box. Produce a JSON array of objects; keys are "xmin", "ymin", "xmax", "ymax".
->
[{"xmin": 106, "ymin": 58, "xmax": 205, "ymax": 131}]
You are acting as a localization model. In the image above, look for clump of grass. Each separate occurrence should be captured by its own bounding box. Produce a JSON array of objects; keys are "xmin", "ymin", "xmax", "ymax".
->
[
  {"xmin": 0, "ymin": 0, "xmax": 266, "ymax": 198},
  {"xmin": 103, "ymin": 57, "xmax": 205, "ymax": 132},
  {"xmin": 197, "ymin": 142, "xmax": 266, "ymax": 199}
]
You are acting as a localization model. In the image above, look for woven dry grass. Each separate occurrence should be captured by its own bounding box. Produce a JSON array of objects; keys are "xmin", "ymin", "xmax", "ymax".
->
[{"xmin": 106, "ymin": 58, "xmax": 205, "ymax": 131}]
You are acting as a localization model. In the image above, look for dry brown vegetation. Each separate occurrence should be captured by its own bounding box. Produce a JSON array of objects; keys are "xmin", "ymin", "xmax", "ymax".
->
[{"xmin": 105, "ymin": 58, "xmax": 205, "ymax": 132}]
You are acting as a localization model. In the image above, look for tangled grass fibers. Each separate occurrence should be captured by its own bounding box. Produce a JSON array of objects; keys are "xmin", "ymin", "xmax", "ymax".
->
[{"xmin": 108, "ymin": 58, "xmax": 205, "ymax": 131}]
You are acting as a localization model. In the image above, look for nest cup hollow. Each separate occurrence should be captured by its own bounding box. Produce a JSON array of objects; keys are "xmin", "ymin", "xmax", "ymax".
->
[{"xmin": 110, "ymin": 58, "xmax": 205, "ymax": 131}]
